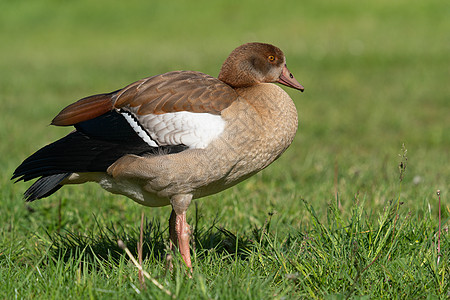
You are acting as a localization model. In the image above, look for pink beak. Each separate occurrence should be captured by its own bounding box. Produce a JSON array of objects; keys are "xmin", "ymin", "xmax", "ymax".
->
[{"xmin": 277, "ymin": 65, "xmax": 304, "ymax": 92}]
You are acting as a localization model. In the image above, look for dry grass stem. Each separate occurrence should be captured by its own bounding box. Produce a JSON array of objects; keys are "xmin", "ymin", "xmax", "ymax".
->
[
  {"xmin": 118, "ymin": 240, "xmax": 175, "ymax": 298},
  {"xmin": 437, "ymin": 189, "xmax": 441, "ymax": 265},
  {"xmin": 138, "ymin": 212, "xmax": 145, "ymax": 289}
]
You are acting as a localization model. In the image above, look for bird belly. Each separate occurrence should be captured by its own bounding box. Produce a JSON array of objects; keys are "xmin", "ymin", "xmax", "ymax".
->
[
  {"xmin": 99, "ymin": 176, "xmax": 170, "ymax": 207},
  {"xmin": 67, "ymin": 172, "xmax": 170, "ymax": 207}
]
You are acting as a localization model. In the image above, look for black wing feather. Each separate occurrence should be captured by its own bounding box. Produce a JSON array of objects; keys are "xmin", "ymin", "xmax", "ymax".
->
[
  {"xmin": 75, "ymin": 110, "xmax": 147, "ymax": 144},
  {"xmin": 12, "ymin": 110, "xmax": 188, "ymax": 201},
  {"xmin": 12, "ymin": 130, "xmax": 154, "ymax": 182}
]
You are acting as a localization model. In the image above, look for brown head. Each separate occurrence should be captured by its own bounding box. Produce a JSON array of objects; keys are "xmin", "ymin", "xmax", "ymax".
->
[{"xmin": 218, "ymin": 42, "xmax": 304, "ymax": 92}]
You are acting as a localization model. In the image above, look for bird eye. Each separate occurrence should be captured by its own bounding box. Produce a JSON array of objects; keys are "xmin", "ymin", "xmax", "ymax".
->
[{"xmin": 268, "ymin": 55, "xmax": 275, "ymax": 61}]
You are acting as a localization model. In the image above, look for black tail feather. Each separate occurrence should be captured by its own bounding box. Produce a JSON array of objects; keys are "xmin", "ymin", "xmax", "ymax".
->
[
  {"xmin": 12, "ymin": 130, "xmax": 153, "ymax": 200},
  {"xmin": 24, "ymin": 173, "xmax": 71, "ymax": 202}
]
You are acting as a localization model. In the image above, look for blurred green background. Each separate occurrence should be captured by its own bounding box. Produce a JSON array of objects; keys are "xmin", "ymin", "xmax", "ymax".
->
[
  {"xmin": 2, "ymin": 0, "xmax": 449, "ymax": 230},
  {"xmin": 0, "ymin": 0, "xmax": 449, "ymax": 297},
  {"xmin": 2, "ymin": 0, "xmax": 448, "ymax": 214}
]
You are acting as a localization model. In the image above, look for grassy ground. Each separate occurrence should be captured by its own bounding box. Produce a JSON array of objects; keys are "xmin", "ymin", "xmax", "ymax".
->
[{"xmin": 1, "ymin": 0, "xmax": 449, "ymax": 298}]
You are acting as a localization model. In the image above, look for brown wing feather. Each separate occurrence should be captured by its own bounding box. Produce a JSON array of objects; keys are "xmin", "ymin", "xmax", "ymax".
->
[
  {"xmin": 113, "ymin": 71, "xmax": 237, "ymax": 115},
  {"xmin": 51, "ymin": 93, "xmax": 115, "ymax": 126},
  {"xmin": 51, "ymin": 71, "xmax": 237, "ymax": 126}
]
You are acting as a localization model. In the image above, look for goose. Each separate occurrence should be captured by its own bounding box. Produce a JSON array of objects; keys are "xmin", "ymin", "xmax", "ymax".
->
[{"xmin": 12, "ymin": 42, "xmax": 304, "ymax": 269}]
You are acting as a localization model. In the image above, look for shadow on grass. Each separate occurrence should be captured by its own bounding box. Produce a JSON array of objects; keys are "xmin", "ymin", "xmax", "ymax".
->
[{"xmin": 47, "ymin": 206, "xmax": 267, "ymax": 266}]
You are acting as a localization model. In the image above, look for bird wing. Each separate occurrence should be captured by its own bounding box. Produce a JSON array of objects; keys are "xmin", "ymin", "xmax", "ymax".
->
[{"xmin": 51, "ymin": 71, "xmax": 238, "ymax": 149}]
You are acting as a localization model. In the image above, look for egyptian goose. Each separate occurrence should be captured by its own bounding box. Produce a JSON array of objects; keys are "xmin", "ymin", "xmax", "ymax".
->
[{"xmin": 12, "ymin": 42, "xmax": 304, "ymax": 269}]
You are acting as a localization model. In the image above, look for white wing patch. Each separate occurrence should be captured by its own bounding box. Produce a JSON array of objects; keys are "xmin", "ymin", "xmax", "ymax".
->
[{"xmin": 121, "ymin": 109, "xmax": 225, "ymax": 149}]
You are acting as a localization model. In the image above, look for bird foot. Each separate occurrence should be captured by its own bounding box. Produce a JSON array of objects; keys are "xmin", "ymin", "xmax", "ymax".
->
[{"xmin": 168, "ymin": 208, "xmax": 193, "ymax": 276}]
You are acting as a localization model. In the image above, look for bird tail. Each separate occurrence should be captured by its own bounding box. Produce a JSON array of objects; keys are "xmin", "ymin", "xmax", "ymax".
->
[
  {"xmin": 11, "ymin": 130, "xmax": 125, "ymax": 202},
  {"xmin": 12, "ymin": 128, "xmax": 157, "ymax": 202},
  {"xmin": 12, "ymin": 110, "xmax": 188, "ymax": 202},
  {"xmin": 22, "ymin": 173, "xmax": 71, "ymax": 202}
]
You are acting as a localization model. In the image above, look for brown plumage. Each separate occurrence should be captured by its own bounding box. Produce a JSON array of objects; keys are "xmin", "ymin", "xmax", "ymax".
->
[
  {"xmin": 52, "ymin": 71, "xmax": 237, "ymax": 126},
  {"xmin": 13, "ymin": 42, "xmax": 304, "ymax": 271}
]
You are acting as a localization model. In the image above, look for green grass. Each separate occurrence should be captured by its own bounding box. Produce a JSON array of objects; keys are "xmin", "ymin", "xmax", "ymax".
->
[{"xmin": 1, "ymin": 0, "xmax": 449, "ymax": 298}]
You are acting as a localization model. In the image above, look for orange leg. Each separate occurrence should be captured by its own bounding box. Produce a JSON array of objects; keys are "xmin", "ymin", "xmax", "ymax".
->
[
  {"xmin": 169, "ymin": 209, "xmax": 192, "ymax": 269},
  {"xmin": 168, "ymin": 194, "xmax": 193, "ymax": 272}
]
